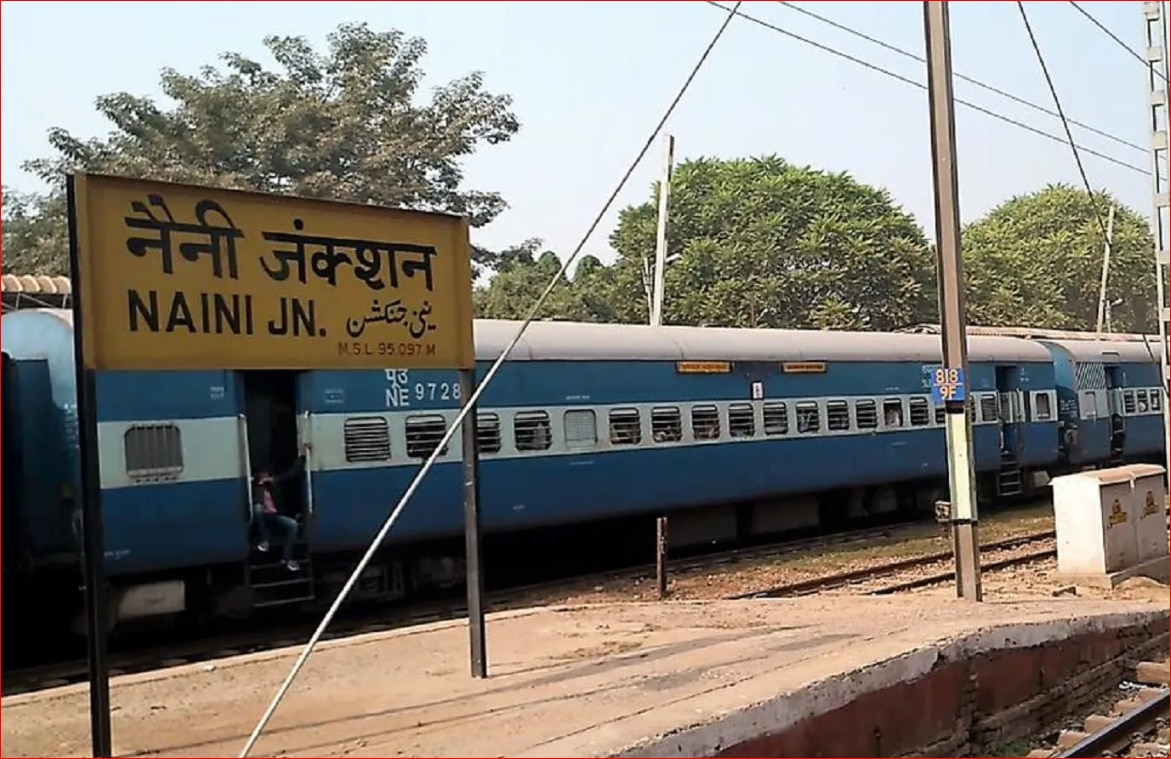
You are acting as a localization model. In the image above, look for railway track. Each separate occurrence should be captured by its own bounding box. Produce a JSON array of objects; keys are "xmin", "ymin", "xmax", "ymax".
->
[
  {"xmin": 728, "ymin": 530, "xmax": 1057, "ymax": 599},
  {"xmin": 1028, "ymin": 659, "xmax": 1170, "ymax": 758},
  {"xmin": 0, "ymin": 521, "xmax": 933, "ymax": 696}
]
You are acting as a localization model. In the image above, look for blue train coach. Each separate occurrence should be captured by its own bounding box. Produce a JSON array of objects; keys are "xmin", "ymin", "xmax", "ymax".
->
[
  {"xmin": 1037, "ymin": 338, "xmax": 1165, "ymax": 467},
  {"xmin": 0, "ymin": 310, "xmax": 1163, "ymax": 637}
]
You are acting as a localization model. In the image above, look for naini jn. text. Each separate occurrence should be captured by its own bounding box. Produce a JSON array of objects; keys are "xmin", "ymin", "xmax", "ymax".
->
[{"xmin": 127, "ymin": 289, "xmax": 325, "ymax": 337}]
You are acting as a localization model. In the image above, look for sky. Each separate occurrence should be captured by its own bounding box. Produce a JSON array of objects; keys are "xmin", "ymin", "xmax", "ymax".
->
[{"xmin": 0, "ymin": 1, "xmax": 1162, "ymax": 268}]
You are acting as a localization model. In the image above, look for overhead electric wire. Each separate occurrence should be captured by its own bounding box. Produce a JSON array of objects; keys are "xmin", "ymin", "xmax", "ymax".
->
[
  {"xmin": 1069, "ymin": 0, "xmax": 1170, "ymax": 84},
  {"xmin": 705, "ymin": 0, "xmax": 1150, "ymax": 177},
  {"xmin": 236, "ymin": 2, "xmax": 745, "ymax": 756},
  {"xmin": 777, "ymin": 0, "xmax": 1147, "ymax": 154},
  {"xmin": 1017, "ymin": 1, "xmax": 1166, "ymax": 389}
]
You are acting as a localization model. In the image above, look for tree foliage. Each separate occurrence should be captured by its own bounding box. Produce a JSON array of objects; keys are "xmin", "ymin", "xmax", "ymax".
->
[
  {"xmin": 471, "ymin": 239, "xmax": 618, "ymax": 322},
  {"xmin": 605, "ymin": 156, "xmax": 938, "ymax": 330},
  {"xmin": 962, "ymin": 184, "xmax": 1156, "ymax": 332},
  {"xmin": 4, "ymin": 23, "xmax": 520, "ymax": 276},
  {"xmin": 1, "ymin": 188, "xmax": 69, "ymax": 276}
]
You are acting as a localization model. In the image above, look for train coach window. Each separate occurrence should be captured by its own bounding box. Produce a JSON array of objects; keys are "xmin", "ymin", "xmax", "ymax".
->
[
  {"xmin": 855, "ymin": 400, "xmax": 878, "ymax": 430},
  {"xmin": 795, "ymin": 401, "xmax": 820, "ymax": 434},
  {"xmin": 826, "ymin": 401, "xmax": 850, "ymax": 431},
  {"xmin": 909, "ymin": 398, "xmax": 931, "ymax": 427},
  {"xmin": 406, "ymin": 415, "xmax": 449, "ymax": 459},
  {"xmin": 692, "ymin": 405, "xmax": 721, "ymax": 440},
  {"xmin": 763, "ymin": 402, "xmax": 789, "ymax": 435},
  {"xmin": 728, "ymin": 403, "xmax": 756, "ymax": 437},
  {"xmin": 651, "ymin": 407, "xmax": 683, "ymax": 442},
  {"xmin": 515, "ymin": 411, "xmax": 553, "ymax": 451},
  {"xmin": 124, "ymin": 423, "xmax": 184, "ymax": 479},
  {"xmin": 343, "ymin": 417, "xmax": 392, "ymax": 463},
  {"xmin": 477, "ymin": 413, "xmax": 502, "ymax": 455},
  {"xmin": 1123, "ymin": 390, "xmax": 1137, "ymax": 415},
  {"xmin": 564, "ymin": 409, "xmax": 598, "ymax": 449},
  {"xmin": 979, "ymin": 395, "xmax": 999, "ymax": 424},
  {"xmin": 883, "ymin": 399, "xmax": 904, "ymax": 428},
  {"xmin": 1032, "ymin": 392, "xmax": 1053, "ymax": 422},
  {"xmin": 608, "ymin": 409, "xmax": 642, "ymax": 446}
]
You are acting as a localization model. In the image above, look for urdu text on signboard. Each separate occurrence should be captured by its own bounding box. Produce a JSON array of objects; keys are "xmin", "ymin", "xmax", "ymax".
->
[{"xmin": 68, "ymin": 174, "xmax": 475, "ymax": 371}]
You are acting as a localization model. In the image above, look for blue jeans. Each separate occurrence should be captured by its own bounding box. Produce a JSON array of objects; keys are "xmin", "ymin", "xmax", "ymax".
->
[{"xmin": 253, "ymin": 504, "xmax": 299, "ymax": 562}]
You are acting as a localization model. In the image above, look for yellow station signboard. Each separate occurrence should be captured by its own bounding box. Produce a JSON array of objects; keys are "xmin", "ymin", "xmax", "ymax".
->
[{"xmin": 67, "ymin": 174, "xmax": 475, "ymax": 371}]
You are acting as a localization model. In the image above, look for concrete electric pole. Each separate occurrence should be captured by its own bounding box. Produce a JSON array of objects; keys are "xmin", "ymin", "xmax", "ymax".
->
[{"xmin": 923, "ymin": 0, "xmax": 982, "ymax": 602}]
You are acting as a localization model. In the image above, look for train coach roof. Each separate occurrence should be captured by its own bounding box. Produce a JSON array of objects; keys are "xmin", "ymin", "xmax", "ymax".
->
[
  {"xmin": 1, "ymin": 307, "xmax": 73, "ymax": 328},
  {"xmin": 1039, "ymin": 338, "xmax": 1163, "ymax": 364},
  {"xmin": 17, "ymin": 311, "xmax": 1145, "ymax": 366},
  {"xmin": 472, "ymin": 320, "xmax": 1054, "ymax": 363}
]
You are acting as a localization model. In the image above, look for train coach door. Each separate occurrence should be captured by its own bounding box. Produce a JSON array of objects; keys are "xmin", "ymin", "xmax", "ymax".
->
[
  {"xmin": 240, "ymin": 371, "xmax": 310, "ymax": 525},
  {"xmin": 239, "ymin": 370, "xmax": 315, "ymax": 606},
  {"xmin": 994, "ymin": 366, "xmax": 1023, "ymax": 458},
  {"xmin": 1104, "ymin": 364, "xmax": 1125, "ymax": 460},
  {"xmin": 295, "ymin": 372, "xmax": 317, "ymax": 526}
]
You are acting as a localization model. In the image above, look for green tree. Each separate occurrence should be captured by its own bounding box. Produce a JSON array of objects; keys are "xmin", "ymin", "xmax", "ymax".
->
[
  {"xmin": 5, "ymin": 22, "xmax": 520, "ymax": 276},
  {"xmin": 472, "ymin": 242, "xmax": 617, "ymax": 322},
  {"xmin": 962, "ymin": 184, "xmax": 1156, "ymax": 332},
  {"xmin": 608, "ymin": 156, "xmax": 938, "ymax": 330},
  {"xmin": 2, "ymin": 188, "xmax": 70, "ymax": 275}
]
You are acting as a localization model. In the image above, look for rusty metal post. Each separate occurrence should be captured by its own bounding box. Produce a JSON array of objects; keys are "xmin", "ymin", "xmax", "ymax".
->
[{"xmin": 656, "ymin": 517, "xmax": 669, "ymax": 598}]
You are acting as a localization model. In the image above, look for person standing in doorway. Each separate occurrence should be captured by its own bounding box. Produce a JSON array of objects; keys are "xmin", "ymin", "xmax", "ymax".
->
[{"xmin": 252, "ymin": 443, "xmax": 311, "ymax": 572}]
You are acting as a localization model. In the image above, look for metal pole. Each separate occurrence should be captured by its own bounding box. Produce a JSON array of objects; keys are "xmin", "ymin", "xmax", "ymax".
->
[
  {"xmin": 459, "ymin": 368, "xmax": 487, "ymax": 678},
  {"xmin": 1142, "ymin": 2, "xmax": 1170, "ymax": 482},
  {"xmin": 65, "ymin": 176, "xmax": 114, "ymax": 757},
  {"xmin": 1095, "ymin": 204, "xmax": 1117, "ymax": 333},
  {"xmin": 923, "ymin": 0, "xmax": 982, "ymax": 602},
  {"xmin": 655, "ymin": 516, "xmax": 669, "ymax": 599},
  {"xmin": 650, "ymin": 133, "xmax": 675, "ymax": 327}
]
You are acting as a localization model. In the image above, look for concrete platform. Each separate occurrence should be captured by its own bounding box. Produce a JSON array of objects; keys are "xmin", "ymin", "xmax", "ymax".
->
[{"xmin": 3, "ymin": 595, "xmax": 1169, "ymax": 758}]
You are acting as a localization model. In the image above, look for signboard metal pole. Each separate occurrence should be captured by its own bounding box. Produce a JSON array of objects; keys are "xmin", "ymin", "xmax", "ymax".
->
[
  {"xmin": 459, "ymin": 368, "xmax": 487, "ymax": 678},
  {"xmin": 923, "ymin": 1, "xmax": 982, "ymax": 602},
  {"xmin": 66, "ymin": 176, "xmax": 114, "ymax": 757}
]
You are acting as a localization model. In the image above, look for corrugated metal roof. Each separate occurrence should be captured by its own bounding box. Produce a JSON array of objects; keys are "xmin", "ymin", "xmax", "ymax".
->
[
  {"xmin": 0, "ymin": 274, "xmax": 72, "ymax": 295},
  {"xmin": 472, "ymin": 320, "xmax": 1053, "ymax": 363}
]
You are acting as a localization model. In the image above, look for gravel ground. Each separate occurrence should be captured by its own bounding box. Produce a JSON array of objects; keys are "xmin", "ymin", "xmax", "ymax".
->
[
  {"xmin": 1023, "ymin": 660, "xmax": 1171, "ymax": 759},
  {"xmin": 503, "ymin": 504, "xmax": 1057, "ymax": 606},
  {"xmin": 816, "ymin": 537, "xmax": 1058, "ymax": 596}
]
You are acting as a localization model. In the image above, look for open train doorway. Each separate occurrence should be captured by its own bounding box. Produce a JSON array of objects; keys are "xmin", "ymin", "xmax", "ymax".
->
[
  {"xmin": 994, "ymin": 365, "xmax": 1023, "ymax": 458},
  {"xmin": 1104, "ymin": 364, "xmax": 1125, "ymax": 460},
  {"xmin": 240, "ymin": 371, "xmax": 308, "ymax": 522},
  {"xmin": 2, "ymin": 353, "xmax": 17, "ymax": 570}
]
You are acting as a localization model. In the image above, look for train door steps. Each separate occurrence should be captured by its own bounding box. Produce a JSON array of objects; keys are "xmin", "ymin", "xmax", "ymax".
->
[
  {"xmin": 5, "ymin": 594, "xmax": 1168, "ymax": 757},
  {"xmin": 246, "ymin": 542, "xmax": 315, "ymax": 608},
  {"xmin": 996, "ymin": 469, "xmax": 1024, "ymax": 497}
]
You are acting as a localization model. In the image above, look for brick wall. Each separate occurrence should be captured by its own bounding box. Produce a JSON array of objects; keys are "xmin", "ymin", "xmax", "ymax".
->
[{"xmin": 716, "ymin": 619, "xmax": 1170, "ymax": 758}]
